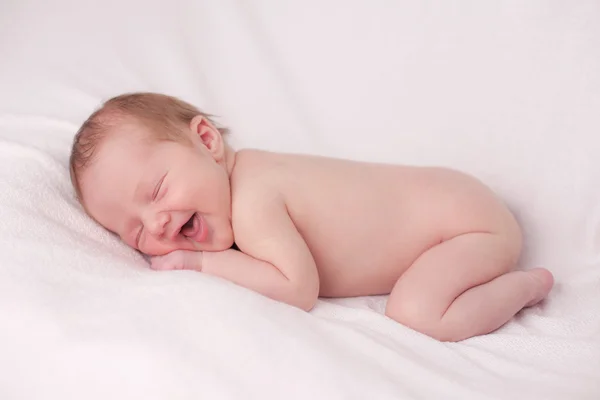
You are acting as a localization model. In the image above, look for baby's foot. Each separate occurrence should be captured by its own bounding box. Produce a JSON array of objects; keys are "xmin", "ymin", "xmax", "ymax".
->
[{"xmin": 524, "ymin": 268, "xmax": 554, "ymax": 307}]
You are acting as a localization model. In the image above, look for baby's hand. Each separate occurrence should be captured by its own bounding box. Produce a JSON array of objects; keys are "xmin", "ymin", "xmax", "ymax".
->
[{"xmin": 150, "ymin": 250, "xmax": 203, "ymax": 272}]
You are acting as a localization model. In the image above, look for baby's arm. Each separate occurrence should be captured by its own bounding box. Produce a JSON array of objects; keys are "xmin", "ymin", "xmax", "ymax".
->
[
  {"xmin": 207, "ymin": 191, "xmax": 319, "ymax": 311},
  {"xmin": 206, "ymin": 192, "xmax": 319, "ymax": 310},
  {"xmin": 152, "ymin": 191, "xmax": 320, "ymax": 311}
]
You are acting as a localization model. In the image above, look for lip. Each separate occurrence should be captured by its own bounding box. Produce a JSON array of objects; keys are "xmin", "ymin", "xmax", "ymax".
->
[
  {"xmin": 191, "ymin": 213, "xmax": 208, "ymax": 243},
  {"xmin": 175, "ymin": 212, "xmax": 209, "ymax": 244}
]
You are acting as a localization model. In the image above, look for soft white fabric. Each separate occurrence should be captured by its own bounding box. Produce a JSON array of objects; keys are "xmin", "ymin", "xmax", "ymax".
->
[{"xmin": 1, "ymin": 1, "xmax": 599, "ymax": 399}]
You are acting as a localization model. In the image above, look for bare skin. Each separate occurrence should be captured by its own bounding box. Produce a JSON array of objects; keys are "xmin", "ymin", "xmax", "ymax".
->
[{"xmin": 79, "ymin": 116, "xmax": 554, "ymax": 342}]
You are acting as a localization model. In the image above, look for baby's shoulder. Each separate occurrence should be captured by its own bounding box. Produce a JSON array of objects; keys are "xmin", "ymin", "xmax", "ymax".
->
[
  {"xmin": 233, "ymin": 149, "xmax": 280, "ymax": 172},
  {"xmin": 230, "ymin": 149, "xmax": 287, "ymax": 209},
  {"xmin": 231, "ymin": 149, "xmax": 286, "ymax": 188},
  {"xmin": 230, "ymin": 149, "xmax": 292, "ymax": 234}
]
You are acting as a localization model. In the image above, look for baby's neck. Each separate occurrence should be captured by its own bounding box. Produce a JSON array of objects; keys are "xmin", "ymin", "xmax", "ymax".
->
[{"xmin": 223, "ymin": 145, "xmax": 237, "ymax": 178}]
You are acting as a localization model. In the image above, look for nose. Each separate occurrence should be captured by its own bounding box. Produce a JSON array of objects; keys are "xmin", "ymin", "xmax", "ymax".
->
[{"xmin": 145, "ymin": 211, "xmax": 171, "ymax": 238}]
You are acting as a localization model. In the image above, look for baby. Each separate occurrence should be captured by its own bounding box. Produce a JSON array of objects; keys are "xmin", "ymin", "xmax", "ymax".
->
[{"xmin": 69, "ymin": 92, "xmax": 554, "ymax": 342}]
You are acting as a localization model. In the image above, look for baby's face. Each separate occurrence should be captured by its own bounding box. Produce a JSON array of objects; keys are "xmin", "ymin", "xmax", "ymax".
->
[{"xmin": 79, "ymin": 122, "xmax": 234, "ymax": 256}]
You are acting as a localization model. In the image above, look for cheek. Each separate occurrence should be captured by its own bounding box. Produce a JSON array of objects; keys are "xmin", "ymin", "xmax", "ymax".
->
[
  {"xmin": 162, "ymin": 175, "xmax": 198, "ymax": 208},
  {"xmin": 164, "ymin": 162, "xmax": 230, "ymax": 211},
  {"xmin": 142, "ymin": 241, "xmax": 163, "ymax": 257},
  {"xmin": 193, "ymin": 170, "xmax": 230, "ymax": 208},
  {"xmin": 209, "ymin": 169, "xmax": 232, "ymax": 204}
]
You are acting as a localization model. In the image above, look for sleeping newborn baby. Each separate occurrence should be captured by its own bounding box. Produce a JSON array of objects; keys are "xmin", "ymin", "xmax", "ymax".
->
[{"xmin": 69, "ymin": 92, "xmax": 554, "ymax": 342}]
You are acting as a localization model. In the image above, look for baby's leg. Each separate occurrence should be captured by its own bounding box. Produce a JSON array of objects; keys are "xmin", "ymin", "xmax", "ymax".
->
[{"xmin": 385, "ymin": 232, "xmax": 554, "ymax": 342}]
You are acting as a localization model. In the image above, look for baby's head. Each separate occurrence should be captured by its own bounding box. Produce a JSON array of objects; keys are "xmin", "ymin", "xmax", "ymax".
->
[{"xmin": 70, "ymin": 92, "xmax": 235, "ymax": 256}]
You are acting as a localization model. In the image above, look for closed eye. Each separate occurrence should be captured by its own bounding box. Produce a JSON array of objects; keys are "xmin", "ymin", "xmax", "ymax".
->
[
  {"xmin": 135, "ymin": 225, "xmax": 143, "ymax": 249},
  {"xmin": 152, "ymin": 173, "xmax": 167, "ymax": 201}
]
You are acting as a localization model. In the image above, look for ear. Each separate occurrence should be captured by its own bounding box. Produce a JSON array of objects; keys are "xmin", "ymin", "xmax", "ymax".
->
[{"xmin": 189, "ymin": 115, "xmax": 225, "ymax": 161}]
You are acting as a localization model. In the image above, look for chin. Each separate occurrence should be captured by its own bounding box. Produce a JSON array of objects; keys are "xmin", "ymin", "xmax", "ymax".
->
[
  {"xmin": 212, "ymin": 224, "xmax": 235, "ymax": 251},
  {"xmin": 211, "ymin": 236, "xmax": 235, "ymax": 251},
  {"xmin": 196, "ymin": 230, "xmax": 234, "ymax": 252}
]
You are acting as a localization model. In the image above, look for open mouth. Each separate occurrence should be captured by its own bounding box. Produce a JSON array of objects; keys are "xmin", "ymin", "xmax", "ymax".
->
[
  {"xmin": 180, "ymin": 213, "xmax": 198, "ymax": 237},
  {"xmin": 178, "ymin": 212, "xmax": 208, "ymax": 243}
]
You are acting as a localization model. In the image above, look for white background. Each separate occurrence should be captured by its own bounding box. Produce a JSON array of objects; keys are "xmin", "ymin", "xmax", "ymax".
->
[{"xmin": 0, "ymin": 1, "xmax": 599, "ymax": 399}]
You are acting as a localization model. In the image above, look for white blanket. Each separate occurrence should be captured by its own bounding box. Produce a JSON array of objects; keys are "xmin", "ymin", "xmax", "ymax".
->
[{"xmin": 1, "ymin": 1, "xmax": 599, "ymax": 399}]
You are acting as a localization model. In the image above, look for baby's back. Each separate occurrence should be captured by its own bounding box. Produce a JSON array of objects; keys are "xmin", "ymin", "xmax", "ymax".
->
[{"xmin": 231, "ymin": 150, "xmax": 517, "ymax": 298}]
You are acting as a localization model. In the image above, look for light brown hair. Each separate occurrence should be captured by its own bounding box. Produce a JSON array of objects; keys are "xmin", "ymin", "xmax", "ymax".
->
[{"xmin": 69, "ymin": 92, "xmax": 229, "ymax": 200}]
